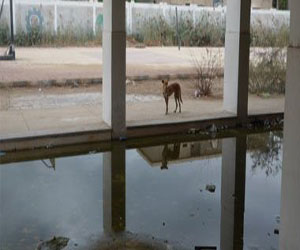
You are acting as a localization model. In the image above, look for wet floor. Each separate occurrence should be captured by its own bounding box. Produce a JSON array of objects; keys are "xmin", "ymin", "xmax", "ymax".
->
[{"xmin": 0, "ymin": 131, "xmax": 283, "ymax": 250}]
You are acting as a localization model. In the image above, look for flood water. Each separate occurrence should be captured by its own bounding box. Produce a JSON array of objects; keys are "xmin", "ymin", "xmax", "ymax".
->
[{"xmin": 0, "ymin": 131, "xmax": 283, "ymax": 250}]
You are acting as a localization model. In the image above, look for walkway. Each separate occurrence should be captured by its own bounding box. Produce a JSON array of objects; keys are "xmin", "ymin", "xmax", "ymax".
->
[{"xmin": 0, "ymin": 47, "xmax": 223, "ymax": 83}]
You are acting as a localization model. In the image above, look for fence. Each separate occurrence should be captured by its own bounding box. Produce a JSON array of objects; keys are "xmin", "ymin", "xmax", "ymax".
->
[{"xmin": 0, "ymin": 0, "xmax": 290, "ymax": 38}]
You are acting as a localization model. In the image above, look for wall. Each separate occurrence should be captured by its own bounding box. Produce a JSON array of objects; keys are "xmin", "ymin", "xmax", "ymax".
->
[
  {"xmin": 155, "ymin": 0, "xmax": 214, "ymax": 6},
  {"xmin": 252, "ymin": 0, "xmax": 273, "ymax": 9},
  {"xmin": 223, "ymin": 0, "xmax": 273, "ymax": 9},
  {"xmin": 0, "ymin": 0, "xmax": 290, "ymax": 37}
]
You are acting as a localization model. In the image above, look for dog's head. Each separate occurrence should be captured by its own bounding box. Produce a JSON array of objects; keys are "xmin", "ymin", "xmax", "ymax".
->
[{"xmin": 161, "ymin": 79, "xmax": 169, "ymax": 87}]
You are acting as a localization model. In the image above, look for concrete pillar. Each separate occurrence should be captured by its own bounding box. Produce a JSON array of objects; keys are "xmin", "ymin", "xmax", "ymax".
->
[
  {"xmin": 103, "ymin": 143, "xmax": 126, "ymax": 234},
  {"xmin": 102, "ymin": 0, "xmax": 126, "ymax": 139},
  {"xmin": 279, "ymin": 1, "xmax": 300, "ymax": 249},
  {"xmin": 221, "ymin": 136, "xmax": 247, "ymax": 250},
  {"xmin": 223, "ymin": 0, "xmax": 251, "ymax": 123}
]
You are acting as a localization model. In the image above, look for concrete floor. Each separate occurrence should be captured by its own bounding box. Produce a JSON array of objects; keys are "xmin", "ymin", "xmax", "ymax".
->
[{"xmin": 0, "ymin": 90, "xmax": 284, "ymax": 140}]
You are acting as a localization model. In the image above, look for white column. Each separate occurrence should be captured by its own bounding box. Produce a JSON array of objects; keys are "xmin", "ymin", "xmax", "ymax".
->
[
  {"xmin": 279, "ymin": 1, "xmax": 300, "ymax": 249},
  {"xmin": 223, "ymin": 0, "xmax": 251, "ymax": 122},
  {"xmin": 102, "ymin": 0, "xmax": 126, "ymax": 139},
  {"xmin": 221, "ymin": 136, "xmax": 246, "ymax": 250},
  {"xmin": 103, "ymin": 144, "xmax": 126, "ymax": 234}
]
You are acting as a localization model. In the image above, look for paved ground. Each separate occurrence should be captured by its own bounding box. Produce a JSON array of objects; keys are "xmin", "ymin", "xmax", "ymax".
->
[
  {"xmin": 0, "ymin": 47, "xmax": 224, "ymax": 82},
  {"xmin": 0, "ymin": 85, "xmax": 284, "ymax": 140}
]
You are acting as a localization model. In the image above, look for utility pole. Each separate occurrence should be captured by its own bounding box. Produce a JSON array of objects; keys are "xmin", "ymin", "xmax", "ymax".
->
[
  {"xmin": 0, "ymin": 0, "xmax": 15, "ymax": 60},
  {"xmin": 9, "ymin": 0, "xmax": 15, "ymax": 59}
]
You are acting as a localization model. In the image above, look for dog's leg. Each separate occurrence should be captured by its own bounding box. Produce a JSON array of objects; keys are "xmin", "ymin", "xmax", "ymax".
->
[
  {"xmin": 179, "ymin": 97, "xmax": 181, "ymax": 113},
  {"xmin": 174, "ymin": 97, "xmax": 178, "ymax": 113},
  {"xmin": 165, "ymin": 96, "xmax": 169, "ymax": 115}
]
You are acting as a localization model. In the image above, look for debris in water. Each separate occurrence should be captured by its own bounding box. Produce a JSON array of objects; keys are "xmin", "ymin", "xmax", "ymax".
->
[
  {"xmin": 275, "ymin": 215, "xmax": 280, "ymax": 224},
  {"xmin": 209, "ymin": 124, "xmax": 217, "ymax": 133},
  {"xmin": 206, "ymin": 184, "xmax": 216, "ymax": 193},
  {"xmin": 36, "ymin": 236, "xmax": 69, "ymax": 250},
  {"xmin": 195, "ymin": 247, "xmax": 217, "ymax": 250},
  {"xmin": 41, "ymin": 159, "xmax": 56, "ymax": 171},
  {"xmin": 274, "ymin": 229, "xmax": 279, "ymax": 235},
  {"xmin": 162, "ymin": 222, "xmax": 166, "ymax": 226},
  {"xmin": 73, "ymin": 81, "xmax": 79, "ymax": 88},
  {"xmin": 188, "ymin": 128, "xmax": 197, "ymax": 134}
]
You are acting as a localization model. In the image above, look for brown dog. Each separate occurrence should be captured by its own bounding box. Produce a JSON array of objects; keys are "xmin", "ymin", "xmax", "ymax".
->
[{"xmin": 161, "ymin": 79, "xmax": 183, "ymax": 115}]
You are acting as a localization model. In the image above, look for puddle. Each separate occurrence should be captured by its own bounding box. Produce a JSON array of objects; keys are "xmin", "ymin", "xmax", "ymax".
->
[{"xmin": 0, "ymin": 131, "xmax": 283, "ymax": 250}]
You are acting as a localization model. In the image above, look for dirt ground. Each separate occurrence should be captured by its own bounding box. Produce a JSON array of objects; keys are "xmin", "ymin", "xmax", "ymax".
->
[
  {"xmin": 126, "ymin": 78, "xmax": 223, "ymax": 99},
  {"xmin": 0, "ymin": 78, "xmax": 224, "ymax": 111}
]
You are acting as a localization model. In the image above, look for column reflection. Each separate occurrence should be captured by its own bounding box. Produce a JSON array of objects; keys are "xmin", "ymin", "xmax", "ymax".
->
[
  {"xmin": 220, "ymin": 135, "xmax": 247, "ymax": 250},
  {"xmin": 103, "ymin": 143, "xmax": 126, "ymax": 234}
]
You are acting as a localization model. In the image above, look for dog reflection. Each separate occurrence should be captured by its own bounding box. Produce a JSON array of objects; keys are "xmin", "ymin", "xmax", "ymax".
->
[{"xmin": 161, "ymin": 143, "xmax": 181, "ymax": 170}]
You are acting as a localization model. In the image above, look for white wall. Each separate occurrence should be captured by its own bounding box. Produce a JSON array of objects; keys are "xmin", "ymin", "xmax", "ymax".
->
[{"xmin": 0, "ymin": 0, "xmax": 290, "ymax": 37}]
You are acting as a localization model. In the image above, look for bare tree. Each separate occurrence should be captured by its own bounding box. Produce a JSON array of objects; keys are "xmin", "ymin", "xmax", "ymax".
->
[{"xmin": 190, "ymin": 48, "xmax": 221, "ymax": 97}]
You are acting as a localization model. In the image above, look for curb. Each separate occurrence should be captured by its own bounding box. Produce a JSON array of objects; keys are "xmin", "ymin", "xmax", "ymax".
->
[{"xmin": 0, "ymin": 70, "xmax": 224, "ymax": 88}]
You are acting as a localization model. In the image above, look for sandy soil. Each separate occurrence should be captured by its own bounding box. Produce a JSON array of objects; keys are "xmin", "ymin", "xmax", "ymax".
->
[{"xmin": 0, "ymin": 78, "xmax": 224, "ymax": 111}]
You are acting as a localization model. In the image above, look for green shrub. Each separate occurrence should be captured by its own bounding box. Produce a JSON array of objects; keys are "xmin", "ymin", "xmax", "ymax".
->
[
  {"xmin": 0, "ymin": 24, "xmax": 10, "ymax": 46},
  {"xmin": 0, "ymin": 14, "xmax": 289, "ymax": 48},
  {"xmin": 133, "ymin": 13, "xmax": 225, "ymax": 47},
  {"xmin": 134, "ymin": 14, "xmax": 287, "ymax": 48},
  {"xmin": 13, "ymin": 28, "xmax": 101, "ymax": 47},
  {"xmin": 134, "ymin": 15, "xmax": 175, "ymax": 46},
  {"xmin": 250, "ymin": 19, "xmax": 289, "ymax": 47},
  {"xmin": 249, "ymin": 48, "xmax": 286, "ymax": 95}
]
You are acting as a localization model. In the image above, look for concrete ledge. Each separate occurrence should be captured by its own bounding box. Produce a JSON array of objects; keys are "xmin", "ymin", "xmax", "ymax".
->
[
  {"xmin": 0, "ymin": 129, "xmax": 112, "ymax": 152},
  {"xmin": 0, "ymin": 114, "xmax": 283, "ymax": 164},
  {"xmin": 127, "ymin": 112, "xmax": 283, "ymax": 138},
  {"xmin": 0, "ymin": 71, "xmax": 224, "ymax": 88},
  {"xmin": 0, "ymin": 112, "xmax": 283, "ymax": 153}
]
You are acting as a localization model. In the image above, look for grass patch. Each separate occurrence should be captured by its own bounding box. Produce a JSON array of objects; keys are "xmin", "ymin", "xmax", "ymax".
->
[{"xmin": 0, "ymin": 24, "xmax": 102, "ymax": 47}]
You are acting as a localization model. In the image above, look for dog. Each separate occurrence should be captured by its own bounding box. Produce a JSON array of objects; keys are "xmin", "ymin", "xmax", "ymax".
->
[
  {"xmin": 161, "ymin": 79, "xmax": 183, "ymax": 115},
  {"xmin": 161, "ymin": 143, "xmax": 181, "ymax": 170}
]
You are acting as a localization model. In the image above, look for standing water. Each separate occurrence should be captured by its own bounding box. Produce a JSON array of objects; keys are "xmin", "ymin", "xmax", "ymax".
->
[{"xmin": 0, "ymin": 131, "xmax": 283, "ymax": 250}]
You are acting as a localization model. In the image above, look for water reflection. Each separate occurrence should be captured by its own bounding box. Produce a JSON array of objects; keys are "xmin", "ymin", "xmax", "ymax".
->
[
  {"xmin": 161, "ymin": 143, "xmax": 181, "ymax": 170},
  {"xmin": 103, "ymin": 144, "xmax": 126, "ymax": 234},
  {"xmin": 248, "ymin": 131, "xmax": 283, "ymax": 177},
  {"xmin": 0, "ymin": 132, "xmax": 284, "ymax": 250},
  {"xmin": 221, "ymin": 136, "xmax": 246, "ymax": 250},
  {"xmin": 137, "ymin": 140, "xmax": 222, "ymax": 169}
]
